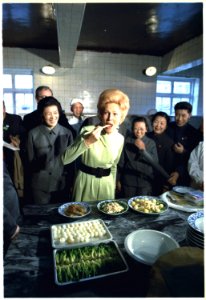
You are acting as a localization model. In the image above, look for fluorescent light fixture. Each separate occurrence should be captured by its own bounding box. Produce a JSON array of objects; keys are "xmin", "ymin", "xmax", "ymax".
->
[
  {"xmin": 41, "ymin": 65, "xmax": 56, "ymax": 75},
  {"xmin": 143, "ymin": 66, "xmax": 157, "ymax": 77}
]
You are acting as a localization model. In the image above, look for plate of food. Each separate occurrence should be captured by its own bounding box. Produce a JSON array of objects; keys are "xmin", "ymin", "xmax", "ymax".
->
[
  {"xmin": 97, "ymin": 200, "xmax": 129, "ymax": 216},
  {"xmin": 160, "ymin": 191, "xmax": 203, "ymax": 213},
  {"xmin": 128, "ymin": 196, "xmax": 168, "ymax": 215},
  {"xmin": 51, "ymin": 219, "xmax": 112, "ymax": 248},
  {"xmin": 58, "ymin": 202, "xmax": 91, "ymax": 219},
  {"xmin": 53, "ymin": 240, "xmax": 128, "ymax": 285}
]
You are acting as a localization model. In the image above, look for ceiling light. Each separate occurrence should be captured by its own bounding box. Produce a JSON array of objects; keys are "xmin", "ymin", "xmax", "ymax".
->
[
  {"xmin": 41, "ymin": 65, "xmax": 56, "ymax": 75},
  {"xmin": 143, "ymin": 66, "xmax": 157, "ymax": 77}
]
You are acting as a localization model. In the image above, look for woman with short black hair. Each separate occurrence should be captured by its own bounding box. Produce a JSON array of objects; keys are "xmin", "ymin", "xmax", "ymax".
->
[{"xmin": 27, "ymin": 97, "xmax": 73, "ymax": 204}]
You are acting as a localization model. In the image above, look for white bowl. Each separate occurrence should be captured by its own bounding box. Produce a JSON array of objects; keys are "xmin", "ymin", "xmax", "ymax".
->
[{"xmin": 124, "ymin": 229, "xmax": 179, "ymax": 265}]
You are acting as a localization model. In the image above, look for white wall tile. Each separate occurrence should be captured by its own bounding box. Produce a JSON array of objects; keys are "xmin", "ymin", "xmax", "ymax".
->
[{"xmin": 3, "ymin": 40, "xmax": 202, "ymax": 117}]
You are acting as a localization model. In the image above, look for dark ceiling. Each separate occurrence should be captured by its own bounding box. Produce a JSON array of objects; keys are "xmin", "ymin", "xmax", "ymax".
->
[{"xmin": 3, "ymin": 2, "xmax": 203, "ymax": 57}]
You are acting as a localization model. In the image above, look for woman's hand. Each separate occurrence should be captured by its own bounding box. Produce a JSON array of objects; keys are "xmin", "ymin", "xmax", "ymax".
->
[
  {"xmin": 84, "ymin": 125, "xmax": 110, "ymax": 147},
  {"xmin": 134, "ymin": 138, "xmax": 145, "ymax": 150}
]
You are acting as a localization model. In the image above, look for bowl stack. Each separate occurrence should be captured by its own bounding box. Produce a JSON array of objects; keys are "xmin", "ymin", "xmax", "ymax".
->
[{"xmin": 186, "ymin": 210, "xmax": 204, "ymax": 249}]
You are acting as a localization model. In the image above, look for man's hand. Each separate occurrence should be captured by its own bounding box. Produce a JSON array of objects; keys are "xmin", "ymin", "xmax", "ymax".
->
[
  {"xmin": 173, "ymin": 142, "xmax": 185, "ymax": 154},
  {"xmin": 168, "ymin": 171, "xmax": 179, "ymax": 186},
  {"xmin": 10, "ymin": 135, "xmax": 20, "ymax": 147}
]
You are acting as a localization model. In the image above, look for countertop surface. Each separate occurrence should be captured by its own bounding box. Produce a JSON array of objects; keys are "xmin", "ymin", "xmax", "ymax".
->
[{"xmin": 4, "ymin": 198, "xmax": 196, "ymax": 297}]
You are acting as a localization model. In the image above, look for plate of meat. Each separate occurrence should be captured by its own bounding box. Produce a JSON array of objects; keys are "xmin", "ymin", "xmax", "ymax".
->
[{"xmin": 58, "ymin": 202, "xmax": 91, "ymax": 219}]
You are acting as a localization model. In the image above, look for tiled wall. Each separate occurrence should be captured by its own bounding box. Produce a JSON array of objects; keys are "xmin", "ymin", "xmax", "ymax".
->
[
  {"xmin": 162, "ymin": 36, "xmax": 203, "ymax": 73},
  {"xmin": 3, "ymin": 35, "xmax": 203, "ymax": 116},
  {"xmin": 3, "ymin": 47, "xmax": 161, "ymax": 115}
]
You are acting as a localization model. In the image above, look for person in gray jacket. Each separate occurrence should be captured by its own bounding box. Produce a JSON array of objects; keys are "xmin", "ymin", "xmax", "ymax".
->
[
  {"xmin": 27, "ymin": 97, "xmax": 73, "ymax": 204},
  {"xmin": 117, "ymin": 116, "xmax": 158, "ymax": 197}
]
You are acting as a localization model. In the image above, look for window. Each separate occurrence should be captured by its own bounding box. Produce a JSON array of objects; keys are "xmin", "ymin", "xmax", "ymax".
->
[
  {"xmin": 3, "ymin": 69, "xmax": 34, "ymax": 114},
  {"xmin": 156, "ymin": 76, "xmax": 199, "ymax": 115}
]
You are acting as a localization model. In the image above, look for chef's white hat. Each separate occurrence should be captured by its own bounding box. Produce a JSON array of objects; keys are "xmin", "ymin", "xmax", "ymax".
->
[{"xmin": 70, "ymin": 98, "xmax": 84, "ymax": 106}]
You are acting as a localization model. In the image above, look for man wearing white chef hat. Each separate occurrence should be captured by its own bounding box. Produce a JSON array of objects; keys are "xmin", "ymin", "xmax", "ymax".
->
[{"xmin": 68, "ymin": 98, "xmax": 86, "ymax": 134}]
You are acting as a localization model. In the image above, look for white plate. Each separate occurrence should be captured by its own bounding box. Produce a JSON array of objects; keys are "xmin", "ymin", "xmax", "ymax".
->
[
  {"xmin": 58, "ymin": 202, "xmax": 91, "ymax": 219},
  {"xmin": 188, "ymin": 211, "xmax": 204, "ymax": 234},
  {"xmin": 186, "ymin": 229, "xmax": 204, "ymax": 245},
  {"xmin": 160, "ymin": 192, "xmax": 203, "ymax": 213},
  {"xmin": 187, "ymin": 226, "xmax": 204, "ymax": 240},
  {"xmin": 172, "ymin": 186, "xmax": 194, "ymax": 194},
  {"xmin": 186, "ymin": 233, "xmax": 204, "ymax": 248}
]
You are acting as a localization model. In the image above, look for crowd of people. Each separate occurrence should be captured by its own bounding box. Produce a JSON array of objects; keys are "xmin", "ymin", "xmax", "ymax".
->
[{"xmin": 3, "ymin": 85, "xmax": 203, "ymax": 249}]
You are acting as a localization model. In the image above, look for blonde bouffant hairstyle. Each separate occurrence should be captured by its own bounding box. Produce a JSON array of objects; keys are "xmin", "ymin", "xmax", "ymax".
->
[{"xmin": 97, "ymin": 89, "xmax": 130, "ymax": 124}]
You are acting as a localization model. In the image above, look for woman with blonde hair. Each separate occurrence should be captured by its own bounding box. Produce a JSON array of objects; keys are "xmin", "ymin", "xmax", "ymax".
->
[{"xmin": 62, "ymin": 89, "xmax": 130, "ymax": 202}]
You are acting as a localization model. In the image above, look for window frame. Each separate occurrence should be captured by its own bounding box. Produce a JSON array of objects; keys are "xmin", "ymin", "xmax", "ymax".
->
[
  {"xmin": 155, "ymin": 75, "xmax": 199, "ymax": 116},
  {"xmin": 3, "ymin": 68, "xmax": 34, "ymax": 114}
]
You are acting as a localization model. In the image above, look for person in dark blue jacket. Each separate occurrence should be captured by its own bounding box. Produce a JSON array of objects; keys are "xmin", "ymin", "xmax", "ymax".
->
[
  {"xmin": 148, "ymin": 111, "xmax": 178, "ymax": 195},
  {"xmin": 166, "ymin": 102, "xmax": 200, "ymax": 186}
]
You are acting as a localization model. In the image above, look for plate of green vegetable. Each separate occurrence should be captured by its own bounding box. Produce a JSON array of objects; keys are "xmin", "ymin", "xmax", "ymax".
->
[{"xmin": 53, "ymin": 241, "xmax": 128, "ymax": 285}]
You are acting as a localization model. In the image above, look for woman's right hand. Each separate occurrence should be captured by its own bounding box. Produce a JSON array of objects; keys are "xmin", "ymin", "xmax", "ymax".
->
[
  {"xmin": 134, "ymin": 138, "xmax": 145, "ymax": 150},
  {"xmin": 84, "ymin": 125, "xmax": 110, "ymax": 147}
]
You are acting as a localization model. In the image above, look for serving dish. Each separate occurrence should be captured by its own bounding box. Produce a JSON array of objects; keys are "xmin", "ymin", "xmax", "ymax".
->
[
  {"xmin": 51, "ymin": 219, "xmax": 112, "ymax": 248},
  {"xmin": 128, "ymin": 196, "xmax": 168, "ymax": 215},
  {"xmin": 53, "ymin": 240, "xmax": 128, "ymax": 285},
  {"xmin": 97, "ymin": 200, "xmax": 129, "ymax": 216},
  {"xmin": 58, "ymin": 202, "xmax": 91, "ymax": 219},
  {"xmin": 124, "ymin": 229, "xmax": 179, "ymax": 265},
  {"xmin": 160, "ymin": 191, "xmax": 203, "ymax": 213}
]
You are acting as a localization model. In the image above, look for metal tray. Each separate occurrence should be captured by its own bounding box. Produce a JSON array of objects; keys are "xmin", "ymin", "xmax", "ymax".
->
[
  {"xmin": 53, "ymin": 240, "xmax": 129, "ymax": 285},
  {"xmin": 51, "ymin": 219, "xmax": 112, "ymax": 249}
]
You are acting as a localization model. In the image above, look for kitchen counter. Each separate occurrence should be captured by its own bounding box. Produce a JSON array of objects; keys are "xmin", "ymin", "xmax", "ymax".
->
[{"xmin": 4, "ymin": 199, "xmax": 191, "ymax": 297}]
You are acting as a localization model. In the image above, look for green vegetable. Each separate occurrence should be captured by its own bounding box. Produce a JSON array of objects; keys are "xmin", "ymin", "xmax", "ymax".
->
[{"xmin": 55, "ymin": 243, "xmax": 125, "ymax": 283}]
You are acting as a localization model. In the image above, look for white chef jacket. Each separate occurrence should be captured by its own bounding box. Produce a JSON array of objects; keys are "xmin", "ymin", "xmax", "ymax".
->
[{"xmin": 188, "ymin": 141, "xmax": 203, "ymax": 188}]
